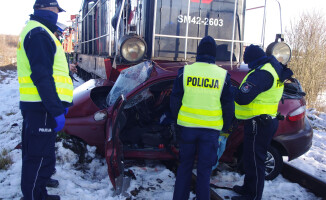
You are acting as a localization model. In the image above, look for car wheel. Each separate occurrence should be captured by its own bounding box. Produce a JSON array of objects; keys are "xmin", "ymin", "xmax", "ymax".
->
[
  {"xmin": 265, "ymin": 146, "xmax": 283, "ymax": 180},
  {"xmin": 62, "ymin": 136, "xmax": 87, "ymax": 163}
]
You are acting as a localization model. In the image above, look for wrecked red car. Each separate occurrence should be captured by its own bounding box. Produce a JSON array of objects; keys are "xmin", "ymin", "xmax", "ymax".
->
[
  {"xmin": 64, "ymin": 59, "xmax": 312, "ymax": 191},
  {"xmin": 64, "ymin": 0, "xmax": 313, "ymax": 193}
]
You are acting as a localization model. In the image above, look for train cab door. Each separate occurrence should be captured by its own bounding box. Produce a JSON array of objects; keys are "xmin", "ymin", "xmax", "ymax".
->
[{"xmin": 105, "ymin": 94, "xmax": 128, "ymax": 195}]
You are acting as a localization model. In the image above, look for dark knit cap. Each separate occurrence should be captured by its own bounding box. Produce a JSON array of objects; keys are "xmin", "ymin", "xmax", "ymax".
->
[
  {"xmin": 197, "ymin": 36, "xmax": 217, "ymax": 59},
  {"xmin": 243, "ymin": 44, "xmax": 266, "ymax": 64}
]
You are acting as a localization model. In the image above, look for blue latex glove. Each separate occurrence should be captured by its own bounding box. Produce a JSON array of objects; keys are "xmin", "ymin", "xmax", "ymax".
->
[
  {"xmin": 212, "ymin": 132, "xmax": 230, "ymax": 170},
  {"xmin": 54, "ymin": 114, "xmax": 65, "ymax": 132},
  {"xmin": 64, "ymin": 107, "xmax": 69, "ymax": 115}
]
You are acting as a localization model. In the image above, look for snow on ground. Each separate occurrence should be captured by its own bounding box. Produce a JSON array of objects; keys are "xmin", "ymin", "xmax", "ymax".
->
[{"xmin": 0, "ymin": 69, "xmax": 324, "ymax": 200}]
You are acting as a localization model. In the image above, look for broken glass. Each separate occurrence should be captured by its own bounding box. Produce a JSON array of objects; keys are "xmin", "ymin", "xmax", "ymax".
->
[{"xmin": 106, "ymin": 61, "xmax": 153, "ymax": 106}]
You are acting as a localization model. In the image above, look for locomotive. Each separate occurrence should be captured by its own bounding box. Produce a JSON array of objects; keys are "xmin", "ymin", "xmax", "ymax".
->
[{"xmin": 71, "ymin": 0, "xmax": 261, "ymax": 81}]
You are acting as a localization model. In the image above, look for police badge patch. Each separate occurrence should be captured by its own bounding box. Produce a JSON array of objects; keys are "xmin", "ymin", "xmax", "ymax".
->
[{"xmin": 240, "ymin": 82, "xmax": 254, "ymax": 93}]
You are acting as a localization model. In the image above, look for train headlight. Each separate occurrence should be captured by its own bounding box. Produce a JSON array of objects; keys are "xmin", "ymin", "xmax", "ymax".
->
[
  {"xmin": 120, "ymin": 35, "xmax": 147, "ymax": 63},
  {"xmin": 266, "ymin": 34, "xmax": 292, "ymax": 65}
]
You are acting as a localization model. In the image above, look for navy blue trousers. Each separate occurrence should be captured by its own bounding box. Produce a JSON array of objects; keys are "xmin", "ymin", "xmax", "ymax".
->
[
  {"xmin": 21, "ymin": 110, "xmax": 57, "ymax": 200},
  {"xmin": 173, "ymin": 127, "xmax": 219, "ymax": 200},
  {"xmin": 242, "ymin": 118, "xmax": 278, "ymax": 200}
]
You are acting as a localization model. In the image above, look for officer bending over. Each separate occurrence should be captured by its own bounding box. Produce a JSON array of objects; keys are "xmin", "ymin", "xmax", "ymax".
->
[{"xmin": 232, "ymin": 45, "xmax": 293, "ymax": 200}]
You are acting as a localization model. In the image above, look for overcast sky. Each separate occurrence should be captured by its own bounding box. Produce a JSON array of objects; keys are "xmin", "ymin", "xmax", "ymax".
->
[{"xmin": 0, "ymin": 0, "xmax": 325, "ymax": 46}]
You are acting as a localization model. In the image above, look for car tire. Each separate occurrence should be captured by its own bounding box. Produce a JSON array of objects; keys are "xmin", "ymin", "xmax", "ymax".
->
[
  {"xmin": 237, "ymin": 145, "xmax": 283, "ymax": 180},
  {"xmin": 265, "ymin": 145, "xmax": 283, "ymax": 180}
]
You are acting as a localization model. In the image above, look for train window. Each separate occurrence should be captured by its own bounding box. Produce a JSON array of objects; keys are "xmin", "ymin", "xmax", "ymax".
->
[{"xmin": 153, "ymin": 0, "xmax": 244, "ymax": 61}]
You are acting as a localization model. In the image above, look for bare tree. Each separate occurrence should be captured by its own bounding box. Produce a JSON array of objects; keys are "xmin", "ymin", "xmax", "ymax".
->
[
  {"xmin": 0, "ymin": 35, "xmax": 18, "ymax": 67},
  {"xmin": 286, "ymin": 11, "xmax": 326, "ymax": 109}
]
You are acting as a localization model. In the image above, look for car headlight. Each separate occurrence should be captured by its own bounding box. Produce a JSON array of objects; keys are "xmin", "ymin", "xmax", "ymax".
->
[
  {"xmin": 119, "ymin": 35, "xmax": 147, "ymax": 63},
  {"xmin": 266, "ymin": 41, "xmax": 292, "ymax": 65}
]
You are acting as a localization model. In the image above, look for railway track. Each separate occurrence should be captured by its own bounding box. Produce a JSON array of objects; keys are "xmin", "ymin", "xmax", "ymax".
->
[
  {"xmin": 187, "ymin": 162, "xmax": 326, "ymax": 200},
  {"xmin": 281, "ymin": 162, "xmax": 326, "ymax": 198}
]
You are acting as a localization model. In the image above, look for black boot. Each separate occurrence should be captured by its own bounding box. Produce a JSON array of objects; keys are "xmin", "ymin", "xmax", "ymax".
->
[
  {"xmin": 46, "ymin": 178, "xmax": 59, "ymax": 188},
  {"xmin": 233, "ymin": 185, "xmax": 247, "ymax": 195},
  {"xmin": 46, "ymin": 194, "xmax": 61, "ymax": 200}
]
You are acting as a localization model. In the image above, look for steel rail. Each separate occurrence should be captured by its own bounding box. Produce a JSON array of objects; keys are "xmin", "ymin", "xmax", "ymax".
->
[
  {"xmin": 282, "ymin": 162, "xmax": 326, "ymax": 199},
  {"xmin": 190, "ymin": 162, "xmax": 326, "ymax": 199},
  {"xmin": 191, "ymin": 173, "xmax": 224, "ymax": 200}
]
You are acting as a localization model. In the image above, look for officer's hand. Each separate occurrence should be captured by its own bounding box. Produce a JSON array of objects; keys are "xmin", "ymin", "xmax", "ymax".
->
[
  {"xmin": 54, "ymin": 114, "xmax": 65, "ymax": 132},
  {"xmin": 69, "ymin": 63, "xmax": 78, "ymax": 74}
]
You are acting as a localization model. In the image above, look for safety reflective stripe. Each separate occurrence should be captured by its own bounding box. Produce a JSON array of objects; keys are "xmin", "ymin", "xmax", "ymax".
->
[
  {"xmin": 178, "ymin": 114, "xmax": 223, "ymax": 127},
  {"xmin": 19, "ymin": 87, "xmax": 73, "ymax": 96},
  {"xmin": 19, "ymin": 87, "xmax": 39, "ymax": 95},
  {"xmin": 178, "ymin": 104, "xmax": 224, "ymax": 129},
  {"xmin": 56, "ymin": 88, "xmax": 73, "ymax": 96},
  {"xmin": 19, "ymin": 75, "xmax": 73, "ymax": 99},
  {"xmin": 19, "ymin": 76, "xmax": 72, "ymax": 84},
  {"xmin": 235, "ymin": 102, "xmax": 278, "ymax": 115},
  {"xmin": 53, "ymin": 75, "xmax": 73, "ymax": 84},
  {"xmin": 18, "ymin": 77, "xmax": 33, "ymax": 84},
  {"xmin": 180, "ymin": 105, "xmax": 223, "ymax": 116},
  {"xmin": 235, "ymin": 103, "xmax": 279, "ymax": 119},
  {"xmin": 20, "ymin": 94, "xmax": 41, "ymax": 102}
]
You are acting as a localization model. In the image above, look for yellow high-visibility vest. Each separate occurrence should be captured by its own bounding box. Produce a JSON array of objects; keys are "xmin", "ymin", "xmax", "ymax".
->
[
  {"xmin": 177, "ymin": 62, "xmax": 227, "ymax": 131},
  {"xmin": 235, "ymin": 63, "xmax": 284, "ymax": 119},
  {"xmin": 17, "ymin": 20, "xmax": 73, "ymax": 103}
]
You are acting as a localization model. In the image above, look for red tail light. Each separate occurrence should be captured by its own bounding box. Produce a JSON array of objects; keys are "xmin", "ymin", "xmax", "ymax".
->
[{"xmin": 288, "ymin": 106, "xmax": 306, "ymax": 121}]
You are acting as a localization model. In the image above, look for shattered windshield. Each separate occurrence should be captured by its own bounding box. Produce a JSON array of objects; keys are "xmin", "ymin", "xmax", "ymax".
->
[{"xmin": 106, "ymin": 61, "xmax": 153, "ymax": 106}]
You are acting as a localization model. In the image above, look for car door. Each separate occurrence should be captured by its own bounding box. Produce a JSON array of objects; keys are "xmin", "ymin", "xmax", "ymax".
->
[{"xmin": 105, "ymin": 94, "xmax": 128, "ymax": 194}]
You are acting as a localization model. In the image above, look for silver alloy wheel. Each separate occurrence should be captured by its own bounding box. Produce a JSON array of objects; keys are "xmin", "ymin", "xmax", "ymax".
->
[{"xmin": 265, "ymin": 151, "xmax": 276, "ymax": 176}]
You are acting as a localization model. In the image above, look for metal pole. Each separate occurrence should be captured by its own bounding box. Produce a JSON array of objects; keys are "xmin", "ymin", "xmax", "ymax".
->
[
  {"xmin": 185, "ymin": 0, "xmax": 191, "ymax": 60},
  {"xmin": 115, "ymin": 0, "xmax": 126, "ymax": 54},
  {"xmin": 151, "ymin": 0, "xmax": 158, "ymax": 58},
  {"xmin": 230, "ymin": 0, "xmax": 238, "ymax": 64},
  {"xmin": 81, "ymin": 0, "xmax": 101, "ymax": 22},
  {"xmin": 274, "ymin": 0, "xmax": 283, "ymax": 34},
  {"xmin": 261, "ymin": 0, "xmax": 267, "ymax": 48},
  {"xmin": 109, "ymin": 0, "xmax": 112, "ymax": 56}
]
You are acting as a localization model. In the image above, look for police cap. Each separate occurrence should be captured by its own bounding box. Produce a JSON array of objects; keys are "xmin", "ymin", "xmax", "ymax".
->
[{"xmin": 33, "ymin": 0, "xmax": 65, "ymax": 12}]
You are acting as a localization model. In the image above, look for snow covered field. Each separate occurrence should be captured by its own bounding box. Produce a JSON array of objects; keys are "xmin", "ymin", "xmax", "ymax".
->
[{"xmin": 0, "ymin": 69, "xmax": 324, "ymax": 200}]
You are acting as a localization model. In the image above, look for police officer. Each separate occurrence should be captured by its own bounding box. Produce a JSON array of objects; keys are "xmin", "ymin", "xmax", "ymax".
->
[
  {"xmin": 171, "ymin": 36, "xmax": 234, "ymax": 200},
  {"xmin": 232, "ymin": 45, "xmax": 293, "ymax": 200},
  {"xmin": 17, "ymin": 0, "xmax": 73, "ymax": 199}
]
